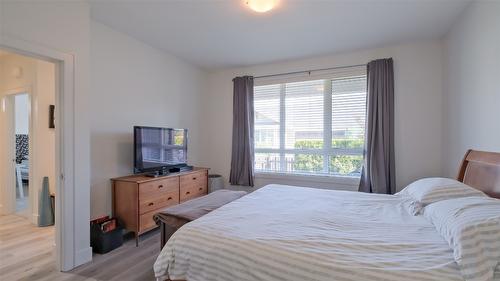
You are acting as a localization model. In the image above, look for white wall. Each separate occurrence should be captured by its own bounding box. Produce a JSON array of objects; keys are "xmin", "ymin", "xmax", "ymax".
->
[
  {"xmin": 35, "ymin": 57, "xmax": 57, "ymax": 197},
  {"xmin": 89, "ymin": 21, "xmax": 207, "ymax": 218},
  {"xmin": 443, "ymin": 1, "xmax": 500, "ymax": 177},
  {"xmin": 1, "ymin": 0, "xmax": 91, "ymax": 267},
  {"xmin": 15, "ymin": 94, "xmax": 29, "ymax": 134},
  {"xmin": 201, "ymin": 40, "xmax": 444, "ymax": 192},
  {"xmin": 0, "ymin": 53, "xmax": 56, "ymax": 216}
]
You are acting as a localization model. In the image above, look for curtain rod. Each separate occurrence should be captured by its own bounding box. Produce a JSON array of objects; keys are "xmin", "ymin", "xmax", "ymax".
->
[{"xmin": 253, "ymin": 63, "xmax": 367, "ymax": 79}]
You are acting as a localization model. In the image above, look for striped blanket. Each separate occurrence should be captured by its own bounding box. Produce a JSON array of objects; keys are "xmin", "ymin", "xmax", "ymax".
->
[
  {"xmin": 153, "ymin": 184, "xmax": 481, "ymax": 281},
  {"xmin": 424, "ymin": 197, "xmax": 500, "ymax": 281}
]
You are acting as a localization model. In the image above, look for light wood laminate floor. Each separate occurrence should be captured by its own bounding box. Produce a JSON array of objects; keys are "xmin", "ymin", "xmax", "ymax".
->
[{"xmin": 0, "ymin": 214, "xmax": 159, "ymax": 281}]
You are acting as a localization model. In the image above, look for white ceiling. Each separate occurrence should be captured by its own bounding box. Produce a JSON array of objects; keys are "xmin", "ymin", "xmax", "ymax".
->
[{"xmin": 90, "ymin": 0, "xmax": 472, "ymax": 70}]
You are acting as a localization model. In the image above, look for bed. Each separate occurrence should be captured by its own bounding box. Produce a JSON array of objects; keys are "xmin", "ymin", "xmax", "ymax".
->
[{"xmin": 154, "ymin": 150, "xmax": 500, "ymax": 281}]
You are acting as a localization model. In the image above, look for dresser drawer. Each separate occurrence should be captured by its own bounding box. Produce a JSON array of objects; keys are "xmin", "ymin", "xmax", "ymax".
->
[
  {"xmin": 139, "ymin": 210, "xmax": 158, "ymax": 233},
  {"xmin": 180, "ymin": 170, "xmax": 207, "ymax": 189},
  {"xmin": 180, "ymin": 170, "xmax": 208, "ymax": 203},
  {"xmin": 139, "ymin": 189, "xmax": 179, "ymax": 214},
  {"xmin": 139, "ymin": 177, "xmax": 179, "ymax": 200},
  {"xmin": 180, "ymin": 184, "xmax": 207, "ymax": 203}
]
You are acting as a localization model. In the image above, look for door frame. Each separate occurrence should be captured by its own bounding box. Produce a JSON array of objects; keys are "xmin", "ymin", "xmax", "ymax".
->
[
  {"xmin": 3, "ymin": 89, "xmax": 34, "ymax": 220},
  {"xmin": 1, "ymin": 36, "xmax": 78, "ymax": 271}
]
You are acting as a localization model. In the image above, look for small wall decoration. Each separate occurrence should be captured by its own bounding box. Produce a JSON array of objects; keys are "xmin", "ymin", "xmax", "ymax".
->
[
  {"xmin": 49, "ymin": 105, "xmax": 55, "ymax": 129},
  {"xmin": 15, "ymin": 134, "xmax": 29, "ymax": 163}
]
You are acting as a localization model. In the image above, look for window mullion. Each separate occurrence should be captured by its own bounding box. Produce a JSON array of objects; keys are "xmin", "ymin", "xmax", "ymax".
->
[
  {"xmin": 323, "ymin": 80, "xmax": 332, "ymax": 174},
  {"xmin": 279, "ymin": 83, "xmax": 286, "ymax": 172}
]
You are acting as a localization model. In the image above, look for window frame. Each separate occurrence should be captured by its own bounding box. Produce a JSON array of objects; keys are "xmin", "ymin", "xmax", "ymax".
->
[{"xmin": 253, "ymin": 68, "xmax": 367, "ymax": 178}]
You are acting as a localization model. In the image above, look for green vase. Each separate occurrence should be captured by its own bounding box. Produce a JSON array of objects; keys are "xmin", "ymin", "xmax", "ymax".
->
[{"xmin": 38, "ymin": 176, "xmax": 54, "ymax": 226}]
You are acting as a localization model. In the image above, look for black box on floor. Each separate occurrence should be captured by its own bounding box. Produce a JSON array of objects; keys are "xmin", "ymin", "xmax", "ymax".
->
[{"xmin": 90, "ymin": 221, "xmax": 123, "ymax": 254}]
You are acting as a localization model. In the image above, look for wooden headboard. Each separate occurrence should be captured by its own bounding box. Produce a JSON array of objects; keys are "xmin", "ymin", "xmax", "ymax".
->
[{"xmin": 457, "ymin": 149, "xmax": 500, "ymax": 199}]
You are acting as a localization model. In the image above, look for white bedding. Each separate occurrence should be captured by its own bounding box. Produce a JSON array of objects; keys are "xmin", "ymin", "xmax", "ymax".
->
[
  {"xmin": 424, "ymin": 197, "xmax": 500, "ymax": 281},
  {"xmin": 153, "ymin": 184, "xmax": 487, "ymax": 281}
]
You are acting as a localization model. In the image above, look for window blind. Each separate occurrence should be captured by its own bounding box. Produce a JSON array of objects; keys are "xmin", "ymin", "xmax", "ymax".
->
[
  {"xmin": 332, "ymin": 76, "xmax": 367, "ymax": 145},
  {"xmin": 285, "ymin": 80, "xmax": 324, "ymax": 150},
  {"xmin": 254, "ymin": 72, "xmax": 367, "ymax": 177}
]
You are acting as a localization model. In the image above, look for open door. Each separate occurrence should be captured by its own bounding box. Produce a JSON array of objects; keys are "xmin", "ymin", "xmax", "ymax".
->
[{"xmin": 1, "ymin": 93, "xmax": 17, "ymax": 214}]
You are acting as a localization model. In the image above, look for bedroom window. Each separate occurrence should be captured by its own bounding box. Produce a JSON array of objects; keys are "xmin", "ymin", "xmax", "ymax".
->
[{"xmin": 254, "ymin": 71, "xmax": 367, "ymax": 177}]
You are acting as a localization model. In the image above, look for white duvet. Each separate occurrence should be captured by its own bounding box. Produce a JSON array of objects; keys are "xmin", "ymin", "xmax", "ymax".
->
[{"xmin": 154, "ymin": 184, "xmax": 482, "ymax": 281}]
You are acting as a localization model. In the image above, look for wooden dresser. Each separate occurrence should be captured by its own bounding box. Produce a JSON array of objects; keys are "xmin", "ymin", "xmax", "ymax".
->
[{"xmin": 111, "ymin": 167, "xmax": 209, "ymax": 245}]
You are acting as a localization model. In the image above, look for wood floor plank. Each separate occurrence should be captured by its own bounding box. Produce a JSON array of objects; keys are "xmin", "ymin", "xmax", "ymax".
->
[
  {"xmin": 0, "ymin": 214, "xmax": 161, "ymax": 281},
  {"xmin": 0, "ymin": 250, "xmax": 53, "ymax": 277}
]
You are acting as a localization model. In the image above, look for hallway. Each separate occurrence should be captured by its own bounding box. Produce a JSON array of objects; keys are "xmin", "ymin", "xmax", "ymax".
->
[
  {"xmin": 0, "ymin": 214, "xmax": 158, "ymax": 281},
  {"xmin": 0, "ymin": 214, "xmax": 55, "ymax": 280}
]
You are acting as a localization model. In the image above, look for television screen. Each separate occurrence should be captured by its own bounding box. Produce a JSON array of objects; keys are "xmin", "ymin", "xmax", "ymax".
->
[{"xmin": 134, "ymin": 126, "xmax": 188, "ymax": 173}]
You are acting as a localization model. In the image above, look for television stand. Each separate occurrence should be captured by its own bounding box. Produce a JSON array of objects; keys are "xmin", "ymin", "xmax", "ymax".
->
[
  {"xmin": 144, "ymin": 166, "xmax": 193, "ymax": 177},
  {"xmin": 111, "ymin": 167, "xmax": 209, "ymax": 246},
  {"xmin": 178, "ymin": 165, "xmax": 194, "ymax": 172},
  {"xmin": 144, "ymin": 171, "xmax": 168, "ymax": 178}
]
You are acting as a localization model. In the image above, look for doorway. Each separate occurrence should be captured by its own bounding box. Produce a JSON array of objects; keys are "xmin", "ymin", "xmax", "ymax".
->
[
  {"xmin": 0, "ymin": 49, "xmax": 59, "ymax": 278},
  {"xmin": 13, "ymin": 93, "xmax": 31, "ymax": 217},
  {"xmin": 1, "ymin": 91, "xmax": 32, "ymax": 217},
  {"xmin": 1, "ymin": 35, "xmax": 83, "ymax": 271}
]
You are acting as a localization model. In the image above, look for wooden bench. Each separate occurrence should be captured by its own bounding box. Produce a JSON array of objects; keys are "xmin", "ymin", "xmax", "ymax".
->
[{"xmin": 153, "ymin": 189, "xmax": 247, "ymax": 249}]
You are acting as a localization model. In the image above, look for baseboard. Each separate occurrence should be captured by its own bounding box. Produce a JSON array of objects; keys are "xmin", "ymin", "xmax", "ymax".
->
[
  {"xmin": 74, "ymin": 246, "xmax": 92, "ymax": 267},
  {"xmin": 32, "ymin": 213, "xmax": 39, "ymax": 225}
]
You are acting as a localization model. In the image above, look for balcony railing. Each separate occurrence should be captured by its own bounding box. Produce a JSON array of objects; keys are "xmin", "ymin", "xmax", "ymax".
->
[{"xmin": 255, "ymin": 155, "xmax": 362, "ymax": 177}]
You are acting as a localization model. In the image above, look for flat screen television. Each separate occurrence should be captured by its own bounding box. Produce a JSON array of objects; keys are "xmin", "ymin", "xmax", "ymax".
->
[{"xmin": 134, "ymin": 126, "xmax": 188, "ymax": 174}]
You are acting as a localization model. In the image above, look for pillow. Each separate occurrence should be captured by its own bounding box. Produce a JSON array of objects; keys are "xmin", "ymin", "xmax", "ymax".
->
[
  {"xmin": 424, "ymin": 197, "xmax": 500, "ymax": 281},
  {"xmin": 397, "ymin": 177, "xmax": 486, "ymax": 215}
]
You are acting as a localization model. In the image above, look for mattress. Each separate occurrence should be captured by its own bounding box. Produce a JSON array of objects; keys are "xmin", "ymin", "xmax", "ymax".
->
[{"xmin": 154, "ymin": 184, "xmax": 467, "ymax": 281}]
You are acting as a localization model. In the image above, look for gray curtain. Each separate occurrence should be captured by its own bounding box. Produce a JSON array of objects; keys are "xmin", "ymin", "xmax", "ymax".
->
[
  {"xmin": 359, "ymin": 58, "xmax": 396, "ymax": 194},
  {"xmin": 229, "ymin": 76, "xmax": 255, "ymax": 186}
]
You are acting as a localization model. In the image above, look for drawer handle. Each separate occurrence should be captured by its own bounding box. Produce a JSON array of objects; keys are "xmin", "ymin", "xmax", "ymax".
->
[
  {"xmin": 186, "ymin": 191, "xmax": 191, "ymax": 195},
  {"xmin": 192, "ymin": 177, "xmax": 197, "ymax": 180},
  {"xmin": 167, "ymin": 196, "xmax": 172, "ymax": 200},
  {"xmin": 158, "ymin": 185, "xmax": 164, "ymax": 189},
  {"xmin": 148, "ymin": 202, "xmax": 154, "ymax": 206},
  {"xmin": 198, "ymin": 187, "xmax": 203, "ymax": 191}
]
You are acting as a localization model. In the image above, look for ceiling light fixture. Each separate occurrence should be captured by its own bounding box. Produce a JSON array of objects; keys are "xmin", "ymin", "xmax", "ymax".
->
[{"xmin": 245, "ymin": 0, "xmax": 278, "ymax": 13}]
